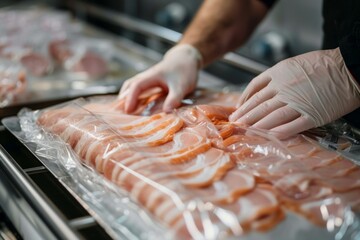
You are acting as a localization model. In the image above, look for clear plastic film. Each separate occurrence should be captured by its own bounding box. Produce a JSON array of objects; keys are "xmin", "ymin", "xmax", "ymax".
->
[
  {"xmin": 0, "ymin": 9, "xmax": 119, "ymax": 79},
  {"xmin": 17, "ymin": 88, "xmax": 360, "ymax": 240},
  {"xmin": 48, "ymin": 36, "xmax": 115, "ymax": 80},
  {"xmin": 0, "ymin": 8, "xmax": 132, "ymax": 107},
  {"xmin": 0, "ymin": 58, "xmax": 26, "ymax": 107},
  {"xmin": 0, "ymin": 9, "xmax": 80, "ymax": 77}
]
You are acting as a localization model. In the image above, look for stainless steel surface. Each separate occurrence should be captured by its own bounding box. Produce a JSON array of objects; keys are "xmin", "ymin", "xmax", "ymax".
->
[
  {"xmin": 68, "ymin": 216, "xmax": 96, "ymax": 229},
  {"xmin": 65, "ymin": 1, "xmax": 268, "ymax": 75},
  {"xmin": 0, "ymin": 119, "xmax": 115, "ymax": 239},
  {"xmin": 0, "ymin": 144, "xmax": 79, "ymax": 240}
]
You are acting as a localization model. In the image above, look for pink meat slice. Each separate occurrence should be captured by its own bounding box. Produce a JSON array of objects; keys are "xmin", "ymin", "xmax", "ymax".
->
[
  {"xmin": 48, "ymin": 39, "xmax": 72, "ymax": 63},
  {"xmin": 105, "ymin": 114, "xmax": 178, "ymax": 138},
  {"xmin": 300, "ymin": 150, "xmax": 342, "ymax": 169},
  {"xmin": 100, "ymin": 112, "xmax": 166, "ymax": 130},
  {"xmin": 316, "ymin": 176, "xmax": 360, "ymax": 192},
  {"xmin": 104, "ymin": 130, "xmax": 211, "ymax": 180},
  {"xmin": 179, "ymin": 152, "xmax": 234, "ymax": 188},
  {"xmin": 299, "ymin": 197, "xmax": 346, "ymax": 226},
  {"xmin": 135, "ymin": 169, "xmax": 255, "ymax": 227},
  {"xmin": 195, "ymin": 105, "xmax": 235, "ymax": 122},
  {"xmin": 39, "ymin": 107, "xmax": 184, "ymax": 168},
  {"xmin": 217, "ymin": 185, "xmax": 280, "ymax": 228},
  {"xmin": 37, "ymin": 107, "xmax": 75, "ymax": 128},
  {"xmin": 48, "ymin": 112, "xmax": 90, "ymax": 138},
  {"xmin": 88, "ymin": 116, "xmax": 183, "ymax": 168},
  {"xmin": 121, "ymin": 151, "xmax": 241, "ymax": 220},
  {"xmin": 135, "ymin": 147, "xmax": 225, "ymax": 179},
  {"xmin": 0, "ymin": 66, "xmax": 26, "ymax": 104},
  {"xmin": 114, "ymin": 116, "xmax": 183, "ymax": 146},
  {"xmin": 312, "ymin": 157, "xmax": 358, "ymax": 178},
  {"xmin": 333, "ymin": 189, "xmax": 360, "ymax": 211},
  {"xmin": 103, "ymin": 124, "xmax": 213, "ymax": 180},
  {"xmin": 71, "ymin": 51, "xmax": 108, "ymax": 79},
  {"xmin": 37, "ymin": 91, "xmax": 360, "ymax": 237},
  {"xmin": 284, "ymin": 135, "xmax": 321, "ymax": 158},
  {"xmin": 116, "ymin": 148, "xmax": 231, "ymax": 195},
  {"xmin": 192, "ymin": 168, "xmax": 255, "ymax": 204},
  {"xmin": 20, "ymin": 52, "xmax": 52, "ymax": 76},
  {"xmin": 117, "ymin": 148, "xmax": 234, "ymax": 192},
  {"xmin": 250, "ymin": 209, "xmax": 285, "ymax": 232},
  {"xmin": 272, "ymin": 172, "xmax": 320, "ymax": 199},
  {"xmin": 278, "ymin": 183, "xmax": 333, "ymax": 205}
]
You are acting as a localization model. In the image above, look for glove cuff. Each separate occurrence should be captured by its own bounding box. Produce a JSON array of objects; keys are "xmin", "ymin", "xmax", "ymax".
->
[{"xmin": 164, "ymin": 44, "xmax": 204, "ymax": 70}]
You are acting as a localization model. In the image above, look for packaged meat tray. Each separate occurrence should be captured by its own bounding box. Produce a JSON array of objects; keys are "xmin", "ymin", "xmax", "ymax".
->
[
  {"xmin": 0, "ymin": 58, "xmax": 26, "ymax": 107},
  {"xmin": 0, "ymin": 8, "xmax": 150, "ymax": 110},
  {"xmin": 10, "ymin": 88, "xmax": 360, "ymax": 240}
]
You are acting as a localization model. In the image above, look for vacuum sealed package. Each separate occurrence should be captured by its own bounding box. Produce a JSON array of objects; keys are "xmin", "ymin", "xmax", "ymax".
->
[
  {"xmin": 0, "ymin": 8, "xmax": 146, "ymax": 109},
  {"xmin": 48, "ymin": 37, "xmax": 114, "ymax": 79},
  {"xmin": 17, "ymin": 88, "xmax": 360, "ymax": 239},
  {"xmin": 1, "ymin": 40, "xmax": 54, "ymax": 77},
  {"xmin": 0, "ymin": 59, "xmax": 26, "ymax": 107},
  {"xmin": 0, "ymin": 9, "xmax": 80, "ymax": 77}
]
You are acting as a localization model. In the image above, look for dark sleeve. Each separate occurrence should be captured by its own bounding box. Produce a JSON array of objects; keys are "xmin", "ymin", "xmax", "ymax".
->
[
  {"xmin": 339, "ymin": 22, "xmax": 360, "ymax": 85},
  {"xmin": 257, "ymin": 0, "xmax": 278, "ymax": 9},
  {"xmin": 339, "ymin": 22, "xmax": 360, "ymax": 128}
]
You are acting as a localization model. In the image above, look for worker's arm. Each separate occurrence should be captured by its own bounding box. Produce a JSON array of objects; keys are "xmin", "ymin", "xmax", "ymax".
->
[
  {"xmin": 179, "ymin": 0, "xmax": 268, "ymax": 67},
  {"xmin": 119, "ymin": 0, "xmax": 270, "ymax": 113}
]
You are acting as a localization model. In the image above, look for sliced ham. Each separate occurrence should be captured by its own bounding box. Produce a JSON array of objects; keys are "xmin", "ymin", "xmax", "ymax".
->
[
  {"xmin": 49, "ymin": 39, "xmax": 72, "ymax": 63},
  {"xmin": 298, "ymin": 197, "xmax": 346, "ymax": 226},
  {"xmin": 284, "ymin": 135, "xmax": 321, "ymax": 158},
  {"xmin": 36, "ymin": 91, "xmax": 360, "ymax": 238},
  {"xmin": 316, "ymin": 176, "xmax": 360, "ymax": 192},
  {"xmin": 300, "ymin": 150, "xmax": 342, "ymax": 170},
  {"xmin": 20, "ymin": 52, "xmax": 52, "ymax": 76},
  {"xmin": 312, "ymin": 157, "xmax": 358, "ymax": 178},
  {"xmin": 107, "ymin": 138, "xmax": 212, "ymax": 183},
  {"xmin": 49, "ymin": 39, "xmax": 108, "ymax": 79},
  {"xmin": 279, "ymin": 183, "xmax": 333, "ymax": 206},
  {"xmin": 71, "ymin": 51, "xmax": 108, "ymax": 79},
  {"xmin": 250, "ymin": 209, "xmax": 285, "ymax": 232},
  {"xmin": 180, "ymin": 151, "xmax": 234, "ymax": 188},
  {"xmin": 118, "ymin": 148, "xmax": 233, "ymax": 196},
  {"xmin": 220, "ymin": 185, "xmax": 280, "ymax": 230},
  {"xmin": 193, "ymin": 168, "xmax": 255, "ymax": 204},
  {"xmin": 101, "ymin": 112, "xmax": 166, "ymax": 130}
]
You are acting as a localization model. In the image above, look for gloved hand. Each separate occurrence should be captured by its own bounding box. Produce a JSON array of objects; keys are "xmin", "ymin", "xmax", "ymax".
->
[
  {"xmin": 229, "ymin": 48, "xmax": 360, "ymax": 139},
  {"xmin": 118, "ymin": 44, "xmax": 202, "ymax": 113}
]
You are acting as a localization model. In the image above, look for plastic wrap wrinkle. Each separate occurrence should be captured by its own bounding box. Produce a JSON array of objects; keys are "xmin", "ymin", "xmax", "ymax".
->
[
  {"xmin": 17, "ymin": 88, "xmax": 360, "ymax": 240},
  {"xmin": 0, "ymin": 59, "xmax": 26, "ymax": 107}
]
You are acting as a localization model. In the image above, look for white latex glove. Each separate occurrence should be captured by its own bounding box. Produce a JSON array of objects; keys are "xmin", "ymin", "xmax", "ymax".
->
[
  {"xmin": 118, "ymin": 44, "xmax": 202, "ymax": 113},
  {"xmin": 229, "ymin": 48, "xmax": 360, "ymax": 139}
]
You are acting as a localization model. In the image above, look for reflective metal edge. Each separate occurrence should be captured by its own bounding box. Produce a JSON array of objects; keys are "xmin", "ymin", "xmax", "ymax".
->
[
  {"xmin": 0, "ymin": 169, "xmax": 53, "ymax": 240},
  {"xmin": 1, "ymin": 117, "xmax": 133, "ymax": 240},
  {"xmin": 0, "ymin": 145, "xmax": 80, "ymax": 240},
  {"xmin": 65, "ymin": 1, "xmax": 268, "ymax": 74}
]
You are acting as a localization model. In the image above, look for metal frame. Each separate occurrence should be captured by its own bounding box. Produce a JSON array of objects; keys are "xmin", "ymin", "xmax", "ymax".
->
[
  {"xmin": 65, "ymin": 1, "xmax": 268, "ymax": 75},
  {"xmin": 0, "ymin": 143, "xmax": 80, "ymax": 240}
]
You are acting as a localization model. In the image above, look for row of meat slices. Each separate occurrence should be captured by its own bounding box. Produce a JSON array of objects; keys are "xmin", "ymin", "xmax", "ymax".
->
[{"xmin": 37, "ymin": 93, "xmax": 360, "ymax": 239}]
